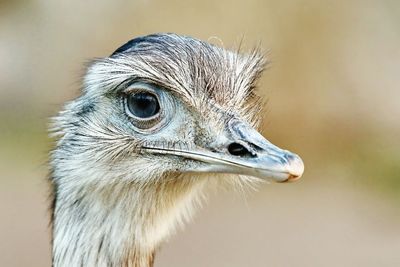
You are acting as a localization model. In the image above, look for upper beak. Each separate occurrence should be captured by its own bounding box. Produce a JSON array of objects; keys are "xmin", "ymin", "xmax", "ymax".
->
[{"xmin": 188, "ymin": 119, "xmax": 304, "ymax": 182}]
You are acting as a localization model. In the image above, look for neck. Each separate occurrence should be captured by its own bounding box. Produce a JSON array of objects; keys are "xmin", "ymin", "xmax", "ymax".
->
[{"xmin": 51, "ymin": 174, "xmax": 206, "ymax": 267}]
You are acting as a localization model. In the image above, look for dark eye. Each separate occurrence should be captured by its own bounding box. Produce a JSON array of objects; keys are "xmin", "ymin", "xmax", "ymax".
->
[{"xmin": 126, "ymin": 92, "xmax": 160, "ymax": 118}]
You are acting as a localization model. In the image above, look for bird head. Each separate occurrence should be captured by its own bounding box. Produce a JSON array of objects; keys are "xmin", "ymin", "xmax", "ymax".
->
[{"xmin": 51, "ymin": 33, "xmax": 304, "ymax": 189}]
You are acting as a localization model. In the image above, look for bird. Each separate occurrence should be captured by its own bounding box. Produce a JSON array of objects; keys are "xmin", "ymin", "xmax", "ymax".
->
[{"xmin": 49, "ymin": 33, "xmax": 304, "ymax": 267}]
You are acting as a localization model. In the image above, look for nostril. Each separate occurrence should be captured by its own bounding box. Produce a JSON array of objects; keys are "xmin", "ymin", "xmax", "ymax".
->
[{"xmin": 228, "ymin": 142, "xmax": 254, "ymax": 157}]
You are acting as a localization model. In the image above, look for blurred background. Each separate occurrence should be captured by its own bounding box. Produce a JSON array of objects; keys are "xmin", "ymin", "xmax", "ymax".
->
[{"xmin": 1, "ymin": 0, "xmax": 399, "ymax": 266}]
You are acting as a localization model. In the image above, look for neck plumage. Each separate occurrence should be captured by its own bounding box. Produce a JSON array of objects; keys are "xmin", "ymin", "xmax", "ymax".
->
[{"xmin": 51, "ymin": 174, "xmax": 206, "ymax": 267}]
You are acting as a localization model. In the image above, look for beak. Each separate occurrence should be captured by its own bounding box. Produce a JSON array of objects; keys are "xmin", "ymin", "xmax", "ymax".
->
[
  {"xmin": 143, "ymin": 120, "xmax": 304, "ymax": 183},
  {"xmin": 192, "ymin": 119, "xmax": 304, "ymax": 182}
]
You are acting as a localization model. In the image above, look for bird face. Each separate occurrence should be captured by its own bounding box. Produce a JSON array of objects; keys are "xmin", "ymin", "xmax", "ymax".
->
[{"xmin": 53, "ymin": 33, "xmax": 303, "ymax": 185}]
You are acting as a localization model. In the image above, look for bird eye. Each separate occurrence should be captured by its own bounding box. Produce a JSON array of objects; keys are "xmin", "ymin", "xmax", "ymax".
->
[{"xmin": 126, "ymin": 92, "xmax": 160, "ymax": 119}]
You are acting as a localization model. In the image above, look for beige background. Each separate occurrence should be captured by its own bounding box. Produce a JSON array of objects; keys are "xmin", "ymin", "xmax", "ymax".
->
[{"xmin": 1, "ymin": 0, "xmax": 400, "ymax": 266}]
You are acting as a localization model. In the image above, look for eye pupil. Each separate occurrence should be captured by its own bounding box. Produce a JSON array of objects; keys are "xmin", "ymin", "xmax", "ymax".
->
[{"xmin": 127, "ymin": 92, "xmax": 160, "ymax": 118}]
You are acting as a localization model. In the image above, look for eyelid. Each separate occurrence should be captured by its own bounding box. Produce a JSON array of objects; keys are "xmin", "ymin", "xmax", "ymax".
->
[{"xmin": 122, "ymin": 82, "xmax": 159, "ymax": 95}]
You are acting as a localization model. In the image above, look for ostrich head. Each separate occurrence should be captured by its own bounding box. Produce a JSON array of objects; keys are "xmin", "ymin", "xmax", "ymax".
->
[{"xmin": 50, "ymin": 33, "xmax": 304, "ymax": 267}]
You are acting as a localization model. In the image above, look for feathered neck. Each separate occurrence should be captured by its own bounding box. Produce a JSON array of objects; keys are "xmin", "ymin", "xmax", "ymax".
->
[{"xmin": 50, "ymin": 174, "xmax": 206, "ymax": 267}]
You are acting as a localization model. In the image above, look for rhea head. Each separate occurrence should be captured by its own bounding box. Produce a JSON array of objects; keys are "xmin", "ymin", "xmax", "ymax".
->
[{"xmin": 50, "ymin": 33, "xmax": 304, "ymax": 267}]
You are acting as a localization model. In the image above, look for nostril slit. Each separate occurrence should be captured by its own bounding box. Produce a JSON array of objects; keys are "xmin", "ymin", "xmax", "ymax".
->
[{"xmin": 228, "ymin": 142, "xmax": 253, "ymax": 157}]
